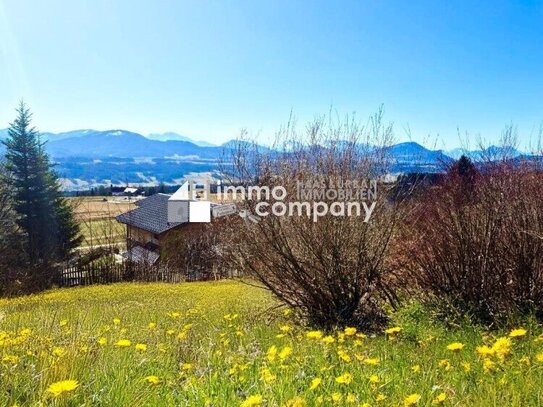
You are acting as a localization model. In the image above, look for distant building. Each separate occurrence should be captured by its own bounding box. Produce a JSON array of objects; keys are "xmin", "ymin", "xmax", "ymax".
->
[
  {"xmin": 124, "ymin": 187, "xmax": 139, "ymax": 195},
  {"xmin": 115, "ymin": 193, "xmax": 208, "ymax": 267},
  {"xmin": 112, "ymin": 186, "xmax": 143, "ymax": 197}
]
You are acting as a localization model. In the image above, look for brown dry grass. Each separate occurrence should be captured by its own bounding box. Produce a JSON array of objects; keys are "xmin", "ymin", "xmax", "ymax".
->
[{"xmin": 70, "ymin": 197, "xmax": 136, "ymax": 221}]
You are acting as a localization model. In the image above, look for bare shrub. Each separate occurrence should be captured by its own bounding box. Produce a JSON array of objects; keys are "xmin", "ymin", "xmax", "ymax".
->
[
  {"xmin": 220, "ymin": 110, "xmax": 404, "ymax": 330},
  {"xmin": 402, "ymin": 155, "xmax": 543, "ymax": 324},
  {"xmin": 161, "ymin": 223, "xmax": 224, "ymax": 281}
]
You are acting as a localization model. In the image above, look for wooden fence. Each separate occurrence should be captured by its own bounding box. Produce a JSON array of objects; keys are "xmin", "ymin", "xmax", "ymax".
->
[{"xmin": 58, "ymin": 261, "xmax": 199, "ymax": 287}]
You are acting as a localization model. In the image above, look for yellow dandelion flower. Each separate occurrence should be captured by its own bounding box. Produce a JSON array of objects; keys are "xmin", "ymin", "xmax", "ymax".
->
[
  {"xmin": 438, "ymin": 359, "xmax": 451, "ymax": 371},
  {"xmin": 322, "ymin": 335, "xmax": 336, "ymax": 344},
  {"xmin": 346, "ymin": 393, "xmax": 356, "ymax": 403},
  {"xmin": 279, "ymin": 346, "xmax": 293, "ymax": 360},
  {"xmin": 476, "ymin": 345, "xmax": 494, "ymax": 357},
  {"xmin": 492, "ymin": 337, "xmax": 512, "ymax": 359},
  {"xmin": 148, "ymin": 322, "xmax": 156, "ymax": 330},
  {"xmin": 364, "ymin": 358, "xmax": 380, "ymax": 366},
  {"xmin": 462, "ymin": 362, "xmax": 471, "ymax": 372},
  {"xmin": 509, "ymin": 328, "xmax": 527, "ymax": 338},
  {"xmin": 331, "ymin": 392, "xmax": 342, "ymax": 403},
  {"xmin": 59, "ymin": 319, "xmax": 68, "ymax": 327},
  {"xmin": 282, "ymin": 397, "xmax": 306, "ymax": 407},
  {"xmin": 432, "ymin": 392, "xmax": 446, "ymax": 404},
  {"xmin": 483, "ymin": 358, "xmax": 495, "ymax": 373},
  {"xmin": 280, "ymin": 325, "xmax": 291, "ymax": 332},
  {"xmin": 260, "ymin": 367, "xmax": 276, "ymax": 383},
  {"xmin": 135, "ymin": 343, "xmax": 147, "ymax": 352},
  {"xmin": 404, "ymin": 393, "xmax": 421, "ymax": 405},
  {"xmin": 97, "ymin": 337, "xmax": 107, "ymax": 346},
  {"xmin": 338, "ymin": 350, "xmax": 352, "ymax": 363},
  {"xmin": 446, "ymin": 342, "xmax": 464, "ymax": 352},
  {"xmin": 166, "ymin": 329, "xmax": 175, "ymax": 335},
  {"xmin": 335, "ymin": 372, "xmax": 353, "ymax": 384},
  {"xmin": 376, "ymin": 393, "xmax": 387, "ymax": 402},
  {"xmin": 2, "ymin": 355, "xmax": 19, "ymax": 364},
  {"xmin": 385, "ymin": 326, "xmax": 402, "ymax": 335},
  {"xmin": 241, "ymin": 395, "xmax": 263, "ymax": 407},
  {"xmin": 113, "ymin": 318, "xmax": 121, "ymax": 325},
  {"xmin": 144, "ymin": 375, "xmax": 160, "ymax": 385},
  {"xmin": 344, "ymin": 327, "xmax": 357, "ymax": 336},
  {"xmin": 116, "ymin": 339, "xmax": 131, "ymax": 347},
  {"xmin": 411, "ymin": 364, "xmax": 421, "ymax": 373},
  {"xmin": 536, "ymin": 352, "xmax": 543, "ymax": 362},
  {"xmin": 309, "ymin": 377, "xmax": 322, "ymax": 390},
  {"xmin": 182, "ymin": 363, "xmax": 193, "ymax": 370},
  {"xmin": 369, "ymin": 374, "xmax": 380, "ymax": 383},
  {"xmin": 46, "ymin": 380, "xmax": 79, "ymax": 397},
  {"xmin": 267, "ymin": 345, "xmax": 278, "ymax": 361},
  {"xmin": 306, "ymin": 331, "xmax": 323, "ymax": 340}
]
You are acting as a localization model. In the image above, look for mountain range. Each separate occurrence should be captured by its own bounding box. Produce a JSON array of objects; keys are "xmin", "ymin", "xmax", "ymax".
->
[
  {"xmin": 0, "ymin": 128, "xmax": 532, "ymax": 190},
  {"xmin": 445, "ymin": 146, "xmax": 522, "ymax": 160}
]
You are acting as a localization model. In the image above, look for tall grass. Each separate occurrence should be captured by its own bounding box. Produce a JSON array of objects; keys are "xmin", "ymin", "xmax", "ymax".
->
[{"xmin": 1, "ymin": 282, "xmax": 543, "ymax": 406}]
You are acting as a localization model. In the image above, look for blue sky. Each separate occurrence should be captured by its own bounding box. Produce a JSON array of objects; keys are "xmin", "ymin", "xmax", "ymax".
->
[{"xmin": 1, "ymin": 0, "xmax": 542, "ymax": 149}]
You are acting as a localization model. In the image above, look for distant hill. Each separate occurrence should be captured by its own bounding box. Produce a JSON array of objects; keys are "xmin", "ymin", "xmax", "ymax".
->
[
  {"xmin": 147, "ymin": 132, "xmax": 216, "ymax": 147},
  {"xmin": 384, "ymin": 142, "xmax": 453, "ymax": 172},
  {"xmin": 41, "ymin": 129, "xmax": 99, "ymax": 142},
  {"xmin": 0, "ymin": 128, "xmax": 217, "ymax": 146},
  {"xmin": 46, "ymin": 130, "xmax": 224, "ymax": 159},
  {"xmin": 220, "ymin": 139, "xmax": 272, "ymax": 152}
]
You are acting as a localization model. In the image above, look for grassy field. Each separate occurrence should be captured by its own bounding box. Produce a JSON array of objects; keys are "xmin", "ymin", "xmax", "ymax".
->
[
  {"xmin": 70, "ymin": 197, "xmax": 135, "ymax": 248},
  {"xmin": 1, "ymin": 281, "xmax": 543, "ymax": 406},
  {"xmin": 77, "ymin": 219, "xmax": 126, "ymax": 247}
]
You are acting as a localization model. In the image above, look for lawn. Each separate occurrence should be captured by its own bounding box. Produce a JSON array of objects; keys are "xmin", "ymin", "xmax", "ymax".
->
[{"xmin": 1, "ymin": 281, "xmax": 543, "ymax": 406}]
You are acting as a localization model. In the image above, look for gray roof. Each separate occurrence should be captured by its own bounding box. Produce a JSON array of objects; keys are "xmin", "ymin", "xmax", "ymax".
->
[{"xmin": 116, "ymin": 193, "xmax": 185, "ymax": 234}]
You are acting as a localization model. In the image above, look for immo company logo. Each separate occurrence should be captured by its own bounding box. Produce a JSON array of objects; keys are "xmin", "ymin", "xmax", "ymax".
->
[{"xmin": 167, "ymin": 178, "xmax": 378, "ymax": 224}]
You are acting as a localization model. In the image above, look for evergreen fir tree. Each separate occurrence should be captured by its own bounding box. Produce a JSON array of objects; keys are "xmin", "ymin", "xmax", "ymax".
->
[
  {"xmin": 447, "ymin": 154, "xmax": 479, "ymax": 206},
  {"xmin": 0, "ymin": 162, "xmax": 29, "ymax": 294},
  {"xmin": 3, "ymin": 102, "xmax": 81, "ymax": 264},
  {"xmin": 448, "ymin": 155, "xmax": 478, "ymax": 188}
]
